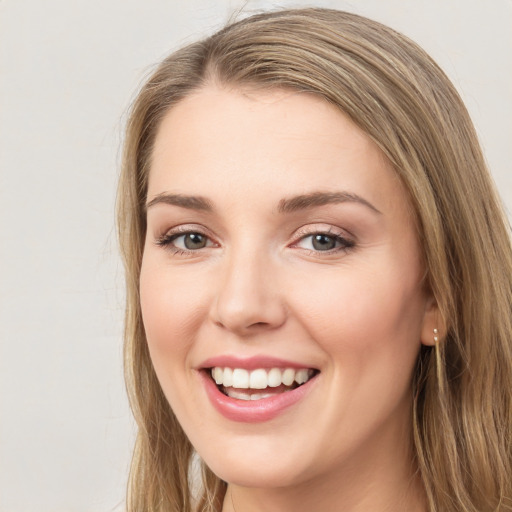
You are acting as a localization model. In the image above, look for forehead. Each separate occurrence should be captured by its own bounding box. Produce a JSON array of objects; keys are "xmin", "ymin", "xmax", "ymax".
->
[{"xmin": 148, "ymin": 85, "xmax": 408, "ymax": 217}]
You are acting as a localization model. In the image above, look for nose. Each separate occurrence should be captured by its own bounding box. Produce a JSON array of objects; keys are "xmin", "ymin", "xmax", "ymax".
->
[{"xmin": 210, "ymin": 249, "xmax": 287, "ymax": 336}]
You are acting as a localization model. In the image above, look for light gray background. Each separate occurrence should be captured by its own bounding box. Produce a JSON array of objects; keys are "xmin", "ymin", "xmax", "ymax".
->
[{"xmin": 1, "ymin": 1, "xmax": 510, "ymax": 511}]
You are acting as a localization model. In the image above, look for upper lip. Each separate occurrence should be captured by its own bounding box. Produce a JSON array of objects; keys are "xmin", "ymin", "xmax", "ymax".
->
[{"xmin": 198, "ymin": 355, "xmax": 318, "ymax": 371}]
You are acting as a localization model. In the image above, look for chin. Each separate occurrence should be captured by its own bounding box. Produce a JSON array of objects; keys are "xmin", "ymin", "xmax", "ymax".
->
[
  {"xmin": 196, "ymin": 435, "xmax": 316, "ymax": 489},
  {"xmin": 206, "ymin": 458, "xmax": 308, "ymax": 489}
]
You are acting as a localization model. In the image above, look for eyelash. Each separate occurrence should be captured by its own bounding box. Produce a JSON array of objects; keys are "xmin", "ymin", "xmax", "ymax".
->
[
  {"xmin": 155, "ymin": 226, "xmax": 215, "ymax": 256},
  {"xmin": 291, "ymin": 227, "xmax": 355, "ymax": 255},
  {"xmin": 155, "ymin": 226, "xmax": 355, "ymax": 256}
]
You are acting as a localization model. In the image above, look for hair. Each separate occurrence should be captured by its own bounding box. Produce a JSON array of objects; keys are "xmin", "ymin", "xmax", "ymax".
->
[{"xmin": 117, "ymin": 8, "xmax": 512, "ymax": 512}]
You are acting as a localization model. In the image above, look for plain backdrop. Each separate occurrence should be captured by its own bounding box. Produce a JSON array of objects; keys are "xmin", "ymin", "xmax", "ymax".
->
[{"xmin": 0, "ymin": 1, "xmax": 510, "ymax": 511}]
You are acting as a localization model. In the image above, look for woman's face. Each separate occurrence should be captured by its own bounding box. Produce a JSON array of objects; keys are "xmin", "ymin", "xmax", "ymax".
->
[{"xmin": 140, "ymin": 86, "xmax": 437, "ymax": 489}]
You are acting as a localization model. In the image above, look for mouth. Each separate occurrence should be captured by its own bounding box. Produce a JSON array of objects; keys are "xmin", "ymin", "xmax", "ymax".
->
[{"xmin": 208, "ymin": 366, "xmax": 319, "ymax": 401}]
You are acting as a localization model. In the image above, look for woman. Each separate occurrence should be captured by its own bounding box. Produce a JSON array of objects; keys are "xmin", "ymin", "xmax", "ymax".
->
[{"xmin": 117, "ymin": 8, "xmax": 512, "ymax": 512}]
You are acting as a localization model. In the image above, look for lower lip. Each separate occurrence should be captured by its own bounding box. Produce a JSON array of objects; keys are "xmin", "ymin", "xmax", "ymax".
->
[{"xmin": 200, "ymin": 371, "xmax": 317, "ymax": 423}]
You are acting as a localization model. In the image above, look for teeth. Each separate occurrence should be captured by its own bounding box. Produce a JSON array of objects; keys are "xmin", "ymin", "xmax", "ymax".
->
[
  {"xmin": 232, "ymin": 368, "xmax": 249, "ymax": 388},
  {"xmin": 249, "ymin": 368, "xmax": 268, "ymax": 389},
  {"xmin": 295, "ymin": 369, "xmax": 309, "ymax": 385},
  {"xmin": 282, "ymin": 368, "xmax": 295, "ymax": 386},
  {"xmin": 213, "ymin": 367, "xmax": 223, "ymax": 385},
  {"xmin": 223, "ymin": 367, "xmax": 233, "ymax": 387},
  {"xmin": 210, "ymin": 366, "xmax": 315, "ymax": 389},
  {"xmin": 268, "ymin": 368, "xmax": 282, "ymax": 387},
  {"xmin": 224, "ymin": 389, "xmax": 276, "ymax": 401}
]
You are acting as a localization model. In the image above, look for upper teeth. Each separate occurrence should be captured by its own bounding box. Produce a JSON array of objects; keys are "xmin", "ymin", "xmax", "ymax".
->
[{"xmin": 211, "ymin": 367, "xmax": 314, "ymax": 389}]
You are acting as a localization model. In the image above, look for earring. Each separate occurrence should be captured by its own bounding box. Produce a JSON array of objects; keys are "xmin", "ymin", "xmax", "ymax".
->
[{"xmin": 433, "ymin": 328, "xmax": 439, "ymax": 343}]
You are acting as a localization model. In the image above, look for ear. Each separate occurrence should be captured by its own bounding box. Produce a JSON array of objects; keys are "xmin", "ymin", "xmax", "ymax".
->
[{"xmin": 420, "ymin": 294, "xmax": 444, "ymax": 346}]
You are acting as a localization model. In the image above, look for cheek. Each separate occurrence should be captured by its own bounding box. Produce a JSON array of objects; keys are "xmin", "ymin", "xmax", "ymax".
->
[
  {"xmin": 139, "ymin": 259, "xmax": 209, "ymax": 363},
  {"xmin": 287, "ymin": 264, "xmax": 425, "ymax": 368},
  {"xmin": 139, "ymin": 259, "xmax": 215, "ymax": 424},
  {"xmin": 274, "ymin": 265, "xmax": 426, "ymax": 466}
]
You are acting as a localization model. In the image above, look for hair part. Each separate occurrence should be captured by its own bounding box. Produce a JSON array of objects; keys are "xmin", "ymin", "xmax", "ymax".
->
[{"xmin": 117, "ymin": 8, "xmax": 512, "ymax": 511}]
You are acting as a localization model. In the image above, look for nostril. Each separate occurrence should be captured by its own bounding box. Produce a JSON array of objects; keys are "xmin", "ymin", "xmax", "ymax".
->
[{"xmin": 250, "ymin": 321, "xmax": 271, "ymax": 328}]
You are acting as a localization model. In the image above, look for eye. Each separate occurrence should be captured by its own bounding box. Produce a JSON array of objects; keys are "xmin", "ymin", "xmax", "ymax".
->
[
  {"xmin": 294, "ymin": 231, "xmax": 354, "ymax": 253},
  {"xmin": 174, "ymin": 232, "xmax": 209, "ymax": 250},
  {"xmin": 310, "ymin": 234, "xmax": 338, "ymax": 251},
  {"xmin": 156, "ymin": 229, "xmax": 215, "ymax": 252}
]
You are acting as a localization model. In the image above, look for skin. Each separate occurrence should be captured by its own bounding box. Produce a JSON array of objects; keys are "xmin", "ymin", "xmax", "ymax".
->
[{"xmin": 140, "ymin": 85, "xmax": 438, "ymax": 512}]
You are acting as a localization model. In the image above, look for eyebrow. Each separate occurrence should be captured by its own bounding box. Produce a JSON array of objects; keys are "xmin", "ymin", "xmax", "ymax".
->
[
  {"xmin": 145, "ymin": 190, "xmax": 381, "ymax": 215},
  {"xmin": 278, "ymin": 191, "xmax": 381, "ymax": 214},
  {"xmin": 145, "ymin": 193, "xmax": 214, "ymax": 212}
]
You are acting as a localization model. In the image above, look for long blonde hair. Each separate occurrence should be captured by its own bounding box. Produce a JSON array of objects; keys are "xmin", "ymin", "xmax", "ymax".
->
[{"xmin": 117, "ymin": 8, "xmax": 512, "ymax": 511}]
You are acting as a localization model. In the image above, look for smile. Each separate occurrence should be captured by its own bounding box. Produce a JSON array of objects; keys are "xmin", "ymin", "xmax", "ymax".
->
[
  {"xmin": 210, "ymin": 367, "xmax": 316, "ymax": 401},
  {"xmin": 198, "ymin": 356, "xmax": 320, "ymax": 422}
]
